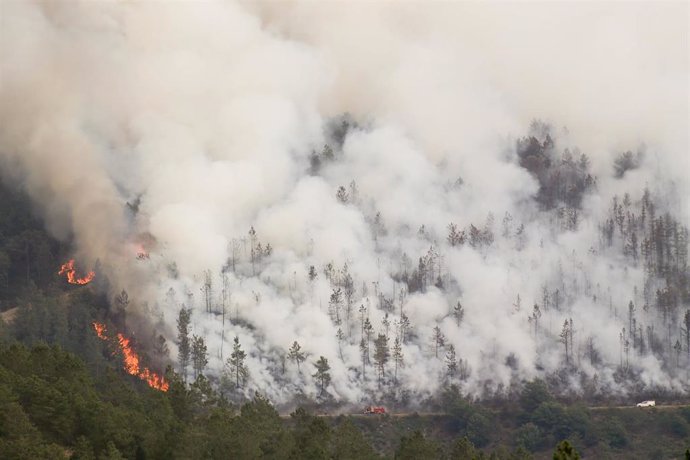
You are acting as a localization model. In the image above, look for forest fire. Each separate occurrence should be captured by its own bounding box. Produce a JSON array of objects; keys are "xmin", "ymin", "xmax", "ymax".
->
[
  {"xmin": 58, "ymin": 259, "xmax": 95, "ymax": 285},
  {"xmin": 93, "ymin": 322, "xmax": 107, "ymax": 340},
  {"xmin": 92, "ymin": 322, "xmax": 169, "ymax": 392}
]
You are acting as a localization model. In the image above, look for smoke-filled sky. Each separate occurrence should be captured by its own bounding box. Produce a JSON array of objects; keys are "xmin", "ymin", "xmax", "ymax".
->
[{"xmin": 0, "ymin": 1, "xmax": 688, "ymax": 403}]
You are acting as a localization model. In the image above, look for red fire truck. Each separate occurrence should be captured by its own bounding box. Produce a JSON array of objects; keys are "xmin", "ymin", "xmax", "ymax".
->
[{"xmin": 364, "ymin": 406, "xmax": 386, "ymax": 415}]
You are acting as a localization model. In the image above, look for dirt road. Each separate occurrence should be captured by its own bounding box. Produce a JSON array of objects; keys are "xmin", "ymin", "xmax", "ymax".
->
[{"xmin": 279, "ymin": 404, "xmax": 690, "ymax": 418}]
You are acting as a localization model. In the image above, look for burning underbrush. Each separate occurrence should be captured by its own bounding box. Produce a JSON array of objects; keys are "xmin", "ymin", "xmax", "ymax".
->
[
  {"xmin": 58, "ymin": 259, "xmax": 95, "ymax": 285},
  {"xmin": 93, "ymin": 322, "xmax": 169, "ymax": 392}
]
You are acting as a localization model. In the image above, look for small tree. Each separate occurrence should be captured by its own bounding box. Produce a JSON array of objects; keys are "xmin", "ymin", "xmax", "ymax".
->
[
  {"xmin": 227, "ymin": 336, "xmax": 249, "ymax": 390},
  {"xmin": 447, "ymin": 223, "xmax": 465, "ymax": 247},
  {"xmin": 191, "ymin": 335, "xmax": 208, "ymax": 379},
  {"xmin": 341, "ymin": 264, "xmax": 355, "ymax": 336},
  {"xmin": 176, "ymin": 307, "xmax": 191, "ymax": 381},
  {"xmin": 115, "ymin": 289, "xmax": 129, "ymax": 316},
  {"xmin": 392, "ymin": 336, "xmax": 404, "ymax": 384},
  {"xmin": 446, "ymin": 344, "xmax": 458, "ymax": 379},
  {"xmin": 153, "ymin": 333, "xmax": 169, "ymax": 359},
  {"xmin": 560, "ymin": 320, "xmax": 571, "ymax": 365},
  {"xmin": 553, "ymin": 440, "xmax": 580, "ymax": 460},
  {"xmin": 308, "ymin": 265, "xmax": 318, "ymax": 282},
  {"xmin": 313, "ymin": 356, "xmax": 331, "ymax": 396},
  {"xmin": 530, "ymin": 304, "xmax": 542, "ymax": 339},
  {"xmin": 336, "ymin": 186, "xmax": 349, "ymax": 203},
  {"xmin": 363, "ymin": 318, "xmax": 374, "ymax": 360},
  {"xmin": 683, "ymin": 310, "xmax": 690, "ymax": 364},
  {"xmin": 329, "ymin": 288, "xmax": 343, "ymax": 325},
  {"xmin": 399, "ymin": 313, "xmax": 411, "ymax": 344},
  {"xmin": 374, "ymin": 333, "xmax": 390, "ymax": 385},
  {"xmin": 359, "ymin": 338, "xmax": 369, "ymax": 380},
  {"xmin": 336, "ymin": 328, "xmax": 345, "ymax": 361},
  {"xmin": 288, "ymin": 341, "xmax": 306, "ymax": 372},
  {"xmin": 453, "ymin": 301, "xmax": 465, "ymax": 326},
  {"xmin": 432, "ymin": 325, "xmax": 445, "ymax": 358}
]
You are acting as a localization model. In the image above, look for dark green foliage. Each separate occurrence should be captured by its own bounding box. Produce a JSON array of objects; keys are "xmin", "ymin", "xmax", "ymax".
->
[
  {"xmin": 599, "ymin": 417, "xmax": 628, "ymax": 449},
  {"xmin": 613, "ymin": 151, "xmax": 642, "ymax": 178},
  {"xmin": 176, "ymin": 308, "xmax": 191, "ymax": 380},
  {"xmin": 520, "ymin": 379, "xmax": 553, "ymax": 413},
  {"xmin": 0, "ymin": 342, "xmax": 381, "ymax": 459},
  {"xmin": 450, "ymin": 436, "xmax": 477, "ymax": 459},
  {"xmin": 0, "ymin": 178, "xmax": 66, "ymax": 304},
  {"xmin": 0, "ymin": 343, "xmax": 177, "ymax": 459},
  {"xmin": 658, "ymin": 413, "xmax": 689, "ymax": 438},
  {"xmin": 515, "ymin": 423, "xmax": 542, "ymax": 452},
  {"xmin": 312, "ymin": 356, "xmax": 331, "ymax": 396},
  {"xmin": 553, "ymin": 440, "xmax": 580, "ymax": 459},
  {"xmin": 466, "ymin": 412, "xmax": 492, "ymax": 447},
  {"xmin": 395, "ymin": 430, "xmax": 441, "ymax": 460},
  {"xmin": 289, "ymin": 408, "xmax": 331, "ymax": 459},
  {"xmin": 332, "ymin": 419, "xmax": 379, "ymax": 460},
  {"xmin": 531, "ymin": 402, "xmax": 567, "ymax": 439},
  {"xmin": 515, "ymin": 122, "xmax": 595, "ymax": 210}
]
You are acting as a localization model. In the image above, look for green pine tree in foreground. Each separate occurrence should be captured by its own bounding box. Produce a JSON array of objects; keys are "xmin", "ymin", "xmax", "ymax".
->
[{"xmin": 553, "ymin": 440, "xmax": 580, "ymax": 460}]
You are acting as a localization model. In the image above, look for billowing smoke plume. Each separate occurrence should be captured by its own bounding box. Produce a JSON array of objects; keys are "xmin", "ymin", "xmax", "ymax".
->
[{"xmin": 0, "ymin": 1, "xmax": 687, "ymax": 403}]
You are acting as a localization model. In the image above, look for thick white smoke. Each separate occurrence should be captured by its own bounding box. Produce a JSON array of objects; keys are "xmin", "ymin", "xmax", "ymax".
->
[{"xmin": 0, "ymin": 1, "xmax": 687, "ymax": 404}]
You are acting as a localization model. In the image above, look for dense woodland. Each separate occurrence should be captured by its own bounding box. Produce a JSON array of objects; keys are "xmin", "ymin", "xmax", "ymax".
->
[{"xmin": 1, "ymin": 122, "xmax": 690, "ymax": 458}]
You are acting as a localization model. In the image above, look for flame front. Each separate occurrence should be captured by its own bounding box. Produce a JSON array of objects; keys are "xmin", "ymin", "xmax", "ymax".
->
[
  {"xmin": 58, "ymin": 259, "xmax": 95, "ymax": 285},
  {"xmin": 93, "ymin": 322, "xmax": 107, "ymax": 340},
  {"xmin": 92, "ymin": 323, "xmax": 169, "ymax": 392},
  {"xmin": 117, "ymin": 334, "xmax": 141, "ymax": 375}
]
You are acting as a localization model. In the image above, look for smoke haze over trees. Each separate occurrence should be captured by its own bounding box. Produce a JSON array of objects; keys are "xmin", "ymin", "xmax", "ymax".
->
[{"xmin": 0, "ymin": 0, "xmax": 688, "ymax": 408}]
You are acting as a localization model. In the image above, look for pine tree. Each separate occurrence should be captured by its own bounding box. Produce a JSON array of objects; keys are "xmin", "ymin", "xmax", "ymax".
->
[
  {"xmin": 399, "ymin": 313, "xmax": 411, "ymax": 344},
  {"xmin": 530, "ymin": 304, "xmax": 542, "ymax": 339},
  {"xmin": 177, "ymin": 307, "xmax": 191, "ymax": 381},
  {"xmin": 114, "ymin": 289, "xmax": 129, "ymax": 319},
  {"xmin": 153, "ymin": 333, "xmax": 169, "ymax": 359},
  {"xmin": 446, "ymin": 344, "xmax": 458, "ymax": 379},
  {"xmin": 336, "ymin": 186, "xmax": 349, "ymax": 203},
  {"xmin": 453, "ymin": 301, "xmax": 464, "ymax": 326},
  {"xmin": 363, "ymin": 317, "xmax": 374, "ymax": 361},
  {"xmin": 359, "ymin": 337, "xmax": 368, "ymax": 380},
  {"xmin": 432, "ymin": 325, "xmax": 445, "ymax": 358},
  {"xmin": 202, "ymin": 270, "xmax": 213, "ymax": 314},
  {"xmin": 553, "ymin": 440, "xmax": 581, "ymax": 459},
  {"xmin": 308, "ymin": 265, "xmax": 318, "ymax": 282},
  {"xmin": 287, "ymin": 341, "xmax": 306, "ymax": 373},
  {"xmin": 329, "ymin": 288, "xmax": 343, "ymax": 325},
  {"xmin": 447, "ymin": 223, "xmax": 465, "ymax": 247},
  {"xmin": 374, "ymin": 333, "xmax": 390, "ymax": 386},
  {"xmin": 681, "ymin": 310, "xmax": 690, "ymax": 360},
  {"xmin": 560, "ymin": 320, "xmax": 571, "ymax": 365},
  {"xmin": 191, "ymin": 335, "xmax": 208, "ymax": 379},
  {"xmin": 313, "ymin": 356, "xmax": 331, "ymax": 396},
  {"xmin": 336, "ymin": 328, "xmax": 345, "ymax": 361},
  {"xmin": 227, "ymin": 336, "xmax": 249, "ymax": 389},
  {"xmin": 341, "ymin": 263, "xmax": 355, "ymax": 336},
  {"xmin": 392, "ymin": 336, "xmax": 404, "ymax": 384}
]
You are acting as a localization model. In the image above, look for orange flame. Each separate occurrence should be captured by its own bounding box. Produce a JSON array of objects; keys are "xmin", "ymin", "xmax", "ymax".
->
[
  {"xmin": 93, "ymin": 322, "xmax": 107, "ymax": 340},
  {"xmin": 58, "ymin": 259, "xmax": 95, "ymax": 285},
  {"xmin": 92, "ymin": 322, "xmax": 169, "ymax": 392}
]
